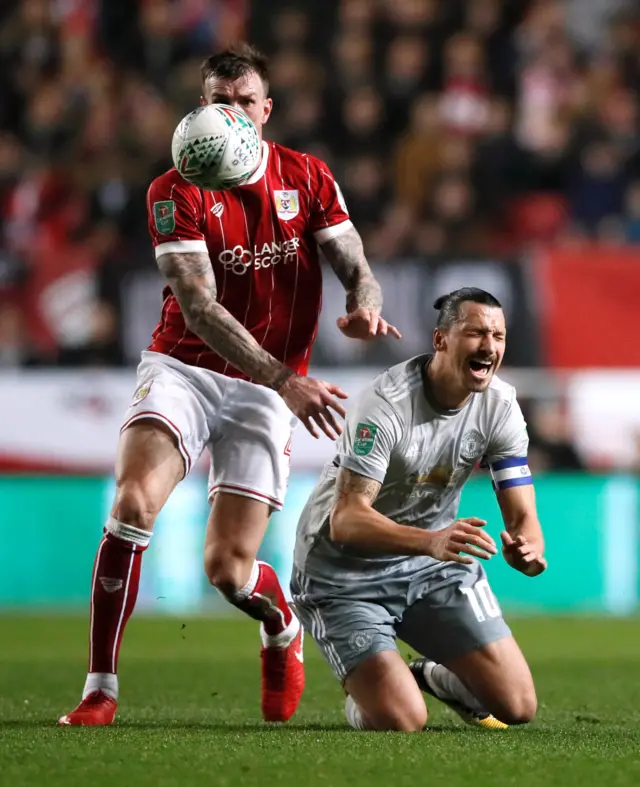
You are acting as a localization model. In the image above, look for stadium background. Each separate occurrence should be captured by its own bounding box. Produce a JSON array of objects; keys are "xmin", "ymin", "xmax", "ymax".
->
[{"xmin": 1, "ymin": 0, "xmax": 640, "ymax": 619}]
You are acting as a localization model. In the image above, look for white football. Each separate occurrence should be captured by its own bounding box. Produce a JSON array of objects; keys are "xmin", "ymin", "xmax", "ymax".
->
[{"xmin": 171, "ymin": 104, "xmax": 262, "ymax": 191}]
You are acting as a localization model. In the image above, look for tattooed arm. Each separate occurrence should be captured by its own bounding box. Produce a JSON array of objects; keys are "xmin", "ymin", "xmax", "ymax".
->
[
  {"xmin": 321, "ymin": 228, "xmax": 401, "ymax": 339},
  {"xmin": 156, "ymin": 251, "xmax": 348, "ymax": 439},
  {"xmin": 321, "ymin": 227, "xmax": 382, "ymax": 313},
  {"xmin": 157, "ymin": 251, "xmax": 292, "ymax": 388},
  {"xmin": 329, "ymin": 468, "xmax": 433, "ymax": 554},
  {"xmin": 330, "ymin": 468, "xmax": 497, "ymax": 562}
]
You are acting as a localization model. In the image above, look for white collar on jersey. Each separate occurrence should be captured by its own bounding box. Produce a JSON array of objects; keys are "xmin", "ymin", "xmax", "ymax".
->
[{"xmin": 244, "ymin": 141, "xmax": 270, "ymax": 185}]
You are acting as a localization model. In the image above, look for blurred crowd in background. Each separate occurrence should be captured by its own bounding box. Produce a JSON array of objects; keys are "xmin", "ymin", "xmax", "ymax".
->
[
  {"xmin": 257, "ymin": 0, "xmax": 640, "ymax": 255},
  {"xmin": 1, "ymin": 0, "xmax": 640, "ymax": 470},
  {"xmin": 0, "ymin": 0, "xmax": 247, "ymax": 368}
]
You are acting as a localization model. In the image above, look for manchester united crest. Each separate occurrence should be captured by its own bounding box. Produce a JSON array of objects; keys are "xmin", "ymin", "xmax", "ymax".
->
[{"xmin": 460, "ymin": 429, "xmax": 485, "ymax": 461}]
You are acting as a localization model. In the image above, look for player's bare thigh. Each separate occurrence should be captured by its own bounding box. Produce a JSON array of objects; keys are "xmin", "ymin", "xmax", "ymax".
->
[
  {"xmin": 112, "ymin": 419, "xmax": 186, "ymax": 532},
  {"xmin": 344, "ymin": 650, "xmax": 427, "ymax": 732},
  {"xmin": 444, "ymin": 635, "xmax": 537, "ymax": 725},
  {"xmin": 203, "ymin": 491, "xmax": 273, "ymax": 593}
]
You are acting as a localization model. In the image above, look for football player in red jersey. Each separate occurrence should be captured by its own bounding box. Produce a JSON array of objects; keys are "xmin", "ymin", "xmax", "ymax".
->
[{"xmin": 59, "ymin": 43, "xmax": 400, "ymax": 727}]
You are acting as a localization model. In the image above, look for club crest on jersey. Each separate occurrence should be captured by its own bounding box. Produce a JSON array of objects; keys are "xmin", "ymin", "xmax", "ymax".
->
[
  {"xmin": 211, "ymin": 202, "xmax": 224, "ymax": 218},
  {"xmin": 132, "ymin": 381, "xmax": 153, "ymax": 405},
  {"xmin": 348, "ymin": 630, "xmax": 372, "ymax": 654},
  {"xmin": 153, "ymin": 201, "xmax": 175, "ymax": 235},
  {"xmin": 460, "ymin": 429, "xmax": 485, "ymax": 462},
  {"xmin": 354, "ymin": 423, "xmax": 378, "ymax": 456},
  {"xmin": 274, "ymin": 190, "xmax": 299, "ymax": 220}
]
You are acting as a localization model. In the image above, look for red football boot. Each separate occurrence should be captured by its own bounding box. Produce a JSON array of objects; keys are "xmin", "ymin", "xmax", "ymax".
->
[
  {"xmin": 58, "ymin": 690, "xmax": 117, "ymax": 726},
  {"xmin": 261, "ymin": 625, "xmax": 305, "ymax": 722}
]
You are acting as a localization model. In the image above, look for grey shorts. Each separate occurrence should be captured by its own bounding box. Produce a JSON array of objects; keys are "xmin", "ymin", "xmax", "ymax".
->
[{"xmin": 291, "ymin": 559, "xmax": 511, "ymax": 683}]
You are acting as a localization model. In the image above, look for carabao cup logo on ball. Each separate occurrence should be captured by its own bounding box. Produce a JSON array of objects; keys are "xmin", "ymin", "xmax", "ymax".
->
[{"xmin": 171, "ymin": 104, "xmax": 261, "ymax": 191}]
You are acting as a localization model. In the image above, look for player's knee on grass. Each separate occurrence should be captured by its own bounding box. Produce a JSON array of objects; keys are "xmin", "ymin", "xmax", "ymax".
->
[
  {"xmin": 450, "ymin": 636, "xmax": 537, "ymax": 725},
  {"xmin": 359, "ymin": 693, "xmax": 427, "ymax": 732},
  {"xmin": 374, "ymin": 699, "xmax": 427, "ymax": 732},
  {"xmin": 346, "ymin": 651, "xmax": 428, "ymax": 732},
  {"xmin": 478, "ymin": 671, "xmax": 537, "ymax": 725},
  {"xmin": 490, "ymin": 660, "xmax": 538, "ymax": 725},
  {"xmin": 112, "ymin": 481, "xmax": 160, "ymax": 532},
  {"xmin": 491, "ymin": 685, "xmax": 537, "ymax": 725}
]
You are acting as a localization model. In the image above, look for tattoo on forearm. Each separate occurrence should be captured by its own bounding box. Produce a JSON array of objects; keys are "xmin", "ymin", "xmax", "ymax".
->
[
  {"xmin": 334, "ymin": 468, "xmax": 382, "ymax": 507},
  {"xmin": 322, "ymin": 228, "xmax": 382, "ymax": 313},
  {"xmin": 157, "ymin": 251, "xmax": 292, "ymax": 388}
]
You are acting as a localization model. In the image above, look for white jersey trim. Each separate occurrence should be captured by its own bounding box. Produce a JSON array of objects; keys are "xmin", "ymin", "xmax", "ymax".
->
[
  {"xmin": 314, "ymin": 219, "xmax": 353, "ymax": 245},
  {"xmin": 154, "ymin": 239, "xmax": 208, "ymax": 258}
]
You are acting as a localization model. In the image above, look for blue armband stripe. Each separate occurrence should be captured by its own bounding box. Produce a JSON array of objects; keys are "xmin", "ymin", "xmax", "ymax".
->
[
  {"xmin": 490, "ymin": 456, "xmax": 528, "ymax": 472},
  {"xmin": 496, "ymin": 475, "xmax": 533, "ymax": 490}
]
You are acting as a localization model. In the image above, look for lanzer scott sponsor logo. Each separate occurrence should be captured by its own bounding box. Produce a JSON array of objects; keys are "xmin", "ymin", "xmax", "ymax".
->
[{"xmin": 217, "ymin": 237, "xmax": 300, "ymax": 274}]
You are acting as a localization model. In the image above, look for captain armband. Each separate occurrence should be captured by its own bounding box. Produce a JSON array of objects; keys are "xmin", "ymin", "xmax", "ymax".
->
[{"xmin": 489, "ymin": 457, "xmax": 532, "ymax": 491}]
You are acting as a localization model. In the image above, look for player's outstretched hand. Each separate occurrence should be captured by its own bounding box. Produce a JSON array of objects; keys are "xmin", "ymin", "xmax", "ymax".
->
[
  {"xmin": 279, "ymin": 374, "xmax": 348, "ymax": 440},
  {"xmin": 500, "ymin": 532, "xmax": 547, "ymax": 577},
  {"xmin": 337, "ymin": 308, "xmax": 402, "ymax": 341},
  {"xmin": 427, "ymin": 517, "xmax": 497, "ymax": 564}
]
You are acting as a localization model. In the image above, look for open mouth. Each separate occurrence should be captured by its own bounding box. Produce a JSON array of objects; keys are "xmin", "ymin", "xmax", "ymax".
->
[{"xmin": 468, "ymin": 358, "xmax": 493, "ymax": 379}]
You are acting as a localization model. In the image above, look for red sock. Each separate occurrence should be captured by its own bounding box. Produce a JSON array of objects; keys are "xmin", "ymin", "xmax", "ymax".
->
[
  {"xmin": 88, "ymin": 520, "xmax": 150, "ymax": 674},
  {"xmin": 227, "ymin": 561, "xmax": 293, "ymax": 637}
]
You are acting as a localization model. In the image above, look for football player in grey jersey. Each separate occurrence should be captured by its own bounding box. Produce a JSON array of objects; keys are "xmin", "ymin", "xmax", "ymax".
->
[{"xmin": 291, "ymin": 288, "xmax": 547, "ymax": 732}]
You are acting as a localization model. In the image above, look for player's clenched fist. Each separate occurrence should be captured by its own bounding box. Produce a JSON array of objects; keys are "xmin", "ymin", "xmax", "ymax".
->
[
  {"xmin": 278, "ymin": 374, "xmax": 348, "ymax": 440},
  {"xmin": 427, "ymin": 517, "xmax": 498, "ymax": 564},
  {"xmin": 500, "ymin": 532, "xmax": 547, "ymax": 577}
]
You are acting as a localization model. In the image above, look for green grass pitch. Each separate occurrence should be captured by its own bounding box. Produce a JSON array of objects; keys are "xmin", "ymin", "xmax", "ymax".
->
[{"xmin": 1, "ymin": 616, "xmax": 640, "ymax": 787}]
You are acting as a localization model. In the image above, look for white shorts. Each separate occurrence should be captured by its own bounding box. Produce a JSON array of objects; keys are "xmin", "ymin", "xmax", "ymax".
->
[{"xmin": 121, "ymin": 351, "xmax": 297, "ymax": 510}]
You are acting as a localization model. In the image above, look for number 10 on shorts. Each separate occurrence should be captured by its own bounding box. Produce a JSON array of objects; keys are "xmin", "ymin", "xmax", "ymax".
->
[{"xmin": 460, "ymin": 580, "xmax": 501, "ymax": 622}]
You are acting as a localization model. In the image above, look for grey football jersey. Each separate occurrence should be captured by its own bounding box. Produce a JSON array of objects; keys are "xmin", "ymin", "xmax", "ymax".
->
[{"xmin": 293, "ymin": 354, "xmax": 529, "ymax": 582}]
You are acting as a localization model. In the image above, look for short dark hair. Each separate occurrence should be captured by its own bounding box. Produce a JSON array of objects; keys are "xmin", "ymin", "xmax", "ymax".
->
[
  {"xmin": 200, "ymin": 43, "xmax": 269, "ymax": 93},
  {"xmin": 433, "ymin": 288, "xmax": 502, "ymax": 330}
]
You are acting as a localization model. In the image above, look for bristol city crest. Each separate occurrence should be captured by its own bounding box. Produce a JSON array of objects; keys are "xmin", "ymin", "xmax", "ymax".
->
[{"xmin": 274, "ymin": 190, "xmax": 299, "ymax": 220}]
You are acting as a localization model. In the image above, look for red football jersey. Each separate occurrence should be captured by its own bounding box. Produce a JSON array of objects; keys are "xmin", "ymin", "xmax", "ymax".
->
[{"xmin": 146, "ymin": 141, "xmax": 352, "ymax": 379}]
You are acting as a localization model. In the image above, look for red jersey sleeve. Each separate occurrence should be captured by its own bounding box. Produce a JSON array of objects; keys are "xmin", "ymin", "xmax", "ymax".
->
[
  {"xmin": 147, "ymin": 170, "xmax": 208, "ymax": 259},
  {"xmin": 306, "ymin": 157, "xmax": 353, "ymax": 245}
]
